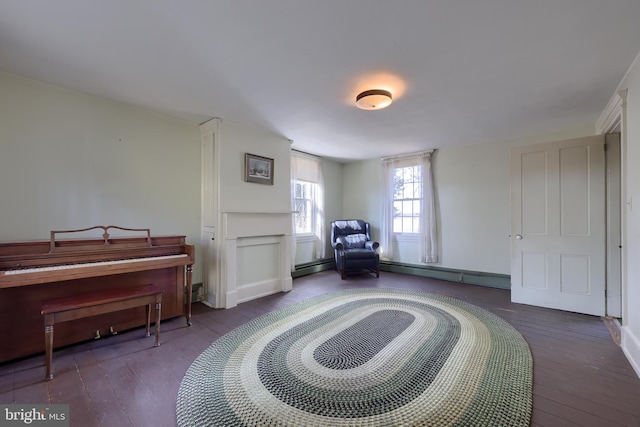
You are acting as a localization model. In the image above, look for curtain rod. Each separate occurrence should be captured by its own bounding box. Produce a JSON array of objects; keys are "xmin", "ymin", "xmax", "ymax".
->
[
  {"xmin": 381, "ymin": 149, "xmax": 434, "ymax": 162},
  {"xmin": 291, "ymin": 148, "xmax": 322, "ymax": 159}
]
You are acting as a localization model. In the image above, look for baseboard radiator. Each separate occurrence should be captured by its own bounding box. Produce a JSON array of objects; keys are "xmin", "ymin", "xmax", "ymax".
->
[
  {"xmin": 292, "ymin": 258, "xmax": 510, "ymax": 289},
  {"xmin": 292, "ymin": 258, "xmax": 336, "ymax": 278}
]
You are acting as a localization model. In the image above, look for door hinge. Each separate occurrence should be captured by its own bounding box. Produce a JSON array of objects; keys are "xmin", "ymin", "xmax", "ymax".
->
[{"xmin": 604, "ymin": 143, "xmax": 609, "ymax": 152}]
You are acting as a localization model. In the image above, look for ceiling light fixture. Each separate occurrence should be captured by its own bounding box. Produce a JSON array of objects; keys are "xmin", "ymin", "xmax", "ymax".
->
[{"xmin": 355, "ymin": 89, "xmax": 393, "ymax": 110}]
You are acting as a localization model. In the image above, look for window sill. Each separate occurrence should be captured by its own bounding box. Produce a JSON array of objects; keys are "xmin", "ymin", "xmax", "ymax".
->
[
  {"xmin": 295, "ymin": 234, "xmax": 316, "ymax": 243},
  {"xmin": 394, "ymin": 233, "xmax": 419, "ymax": 242}
]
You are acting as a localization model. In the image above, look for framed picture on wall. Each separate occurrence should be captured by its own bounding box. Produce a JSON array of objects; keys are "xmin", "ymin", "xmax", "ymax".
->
[{"xmin": 245, "ymin": 153, "xmax": 274, "ymax": 185}]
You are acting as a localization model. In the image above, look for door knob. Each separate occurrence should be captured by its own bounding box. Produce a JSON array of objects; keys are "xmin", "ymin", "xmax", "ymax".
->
[{"xmin": 515, "ymin": 234, "xmax": 523, "ymax": 240}]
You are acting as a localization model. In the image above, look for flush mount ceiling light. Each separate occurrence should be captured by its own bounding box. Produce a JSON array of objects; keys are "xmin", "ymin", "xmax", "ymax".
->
[{"xmin": 355, "ymin": 89, "xmax": 393, "ymax": 110}]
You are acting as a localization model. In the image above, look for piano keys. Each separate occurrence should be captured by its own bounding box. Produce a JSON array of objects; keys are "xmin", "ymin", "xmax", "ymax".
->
[{"xmin": 0, "ymin": 225, "xmax": 195, "ymax": 363}]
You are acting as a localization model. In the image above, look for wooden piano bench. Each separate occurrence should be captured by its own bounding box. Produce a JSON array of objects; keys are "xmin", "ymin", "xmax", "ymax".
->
[{"xmin": 40, "ymin": 284, "xmax": 163, "ymax": 381}]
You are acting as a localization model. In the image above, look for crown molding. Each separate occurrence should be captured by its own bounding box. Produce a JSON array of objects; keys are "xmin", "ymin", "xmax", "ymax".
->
[
  {"xmin": 199, "ymin": 117, "xmax": 222, "ymax": 136},
  {"xmin": 597, "ymin": 89, "xmax": 627, "ymax": 134}
]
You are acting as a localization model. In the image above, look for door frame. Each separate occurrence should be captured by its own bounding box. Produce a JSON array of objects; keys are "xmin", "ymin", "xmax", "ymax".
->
[
  {"xmin": 605, "ymin": 133, "xmax": 622, "ymax": 318},
  {"xmin": 597, "ymin": 89, "xmax": 628, "ymax": 322}
]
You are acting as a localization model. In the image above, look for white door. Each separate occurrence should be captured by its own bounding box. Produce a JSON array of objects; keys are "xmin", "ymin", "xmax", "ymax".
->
[{"xmin": 510, "ymin": 135, "xmax": 606, "ymax": 316}]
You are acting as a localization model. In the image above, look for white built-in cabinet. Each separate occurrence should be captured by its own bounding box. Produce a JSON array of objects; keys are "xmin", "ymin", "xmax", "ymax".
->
[
  {"xmin": 199, "ymin": 118, "xmax": 293, "ymax": 309},
  {"xmin": 200, "ymin": 118, "xmax": 221, "ymax": 308}
]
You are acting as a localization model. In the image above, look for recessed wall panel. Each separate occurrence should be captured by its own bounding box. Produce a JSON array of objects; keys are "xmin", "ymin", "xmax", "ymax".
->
[{"xmin": 237, "ymin": 239, "xmax": 280, "ymax": 287}]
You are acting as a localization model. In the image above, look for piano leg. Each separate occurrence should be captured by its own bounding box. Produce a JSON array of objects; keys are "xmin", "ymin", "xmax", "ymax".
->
[
  {"xmin": 44, "ymin": 321, "xmax": 54, "ymax": 380},
  {"xmin": 145, "ymin": 303, "xmax": 151, "ymax": 337},
  {"xmin": 186, "ymin": 265, "xmax": 193, "ymax": 326},
  {"xmin": 154, "ymin": 301, "xmax": 161, "ymax": 347}
]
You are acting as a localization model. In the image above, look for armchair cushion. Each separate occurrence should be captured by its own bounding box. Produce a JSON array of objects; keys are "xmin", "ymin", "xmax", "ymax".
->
[
  {"xmin": 340, "ymin": 248, "xmax": 377, "ymax": 260},
  {"xmin": 337, "ymin": 234, "xmax": 368, "ymax": 250}
]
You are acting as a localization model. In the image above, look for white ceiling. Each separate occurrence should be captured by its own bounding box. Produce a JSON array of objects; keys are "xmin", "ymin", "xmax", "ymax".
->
[{"xmin": 1, "ymin": 1, "xmax": 639, "ymax": 162}]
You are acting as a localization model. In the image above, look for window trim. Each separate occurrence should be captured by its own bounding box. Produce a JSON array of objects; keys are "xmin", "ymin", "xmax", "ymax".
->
[{"xmin": 392, "ymin": 164, "xmax": 423, "ymax": 234}]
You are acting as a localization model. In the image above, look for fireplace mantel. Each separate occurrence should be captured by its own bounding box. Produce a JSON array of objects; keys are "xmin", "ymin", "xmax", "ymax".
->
[{"xmin": 221, "ymin": 211, "xmax": 293, "ymax": 308}]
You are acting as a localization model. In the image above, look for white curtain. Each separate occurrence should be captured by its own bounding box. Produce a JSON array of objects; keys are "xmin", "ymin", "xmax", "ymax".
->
[
  {"xmin": 380, "ymin": 158, "xmax": 396, "ymax": 261},
  {"xmin": 380, "ymin": 150, "xmax": 437, "ymax": 263},
  {"xmin": 290, "ymin": 154, "xmax": 298, "ymax": 271},
  {"xmin": 419, "ymin": 151, "xmax": 437, "ymax": 263},
  {"xmin": 313, "ymin": 163, "xmax": 326, "ymax": 259}
]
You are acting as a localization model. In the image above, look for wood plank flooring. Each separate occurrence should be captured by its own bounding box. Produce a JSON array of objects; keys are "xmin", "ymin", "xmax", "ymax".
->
[{"xmin": 1, "ymin": 271, "xmax": 639, "ymax": 426}]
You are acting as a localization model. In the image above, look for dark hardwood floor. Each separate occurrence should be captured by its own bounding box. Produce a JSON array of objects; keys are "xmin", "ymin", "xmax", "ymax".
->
[{"xmin": 2, "ymin": 271, "xmax": 640, "ymax": 426}]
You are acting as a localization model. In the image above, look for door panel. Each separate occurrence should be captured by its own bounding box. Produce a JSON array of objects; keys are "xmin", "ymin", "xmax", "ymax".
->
[
  {"xmin": 521, "ymin": 252, "xmax": 547, "ymax": 289},
  {"xmin": 521, "ymin": 151, "xmax": 548, "ymax": 235},
  {"xmin": 560, "ymin": 254, "xmax": 589, "ymax": 294},
  {"xmin": 511, "ymin": 135, "xmax": 605, "ymax": 316},
  {"xmin": 560, "ymin": 146, "xmax": 590, "ymax": 236}
]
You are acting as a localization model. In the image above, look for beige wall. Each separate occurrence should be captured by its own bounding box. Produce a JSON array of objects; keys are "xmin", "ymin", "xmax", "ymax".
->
[
  {"xmin": 341, "ymin": 126, "xmax": 595, "ymax": 274},
  {"xmin": 218, "ymin": 120, "xmax": 291, "ymax": 213},
  {"xmin": 0, "ymin": 72, "xmax": 202, "ymax": 281}
]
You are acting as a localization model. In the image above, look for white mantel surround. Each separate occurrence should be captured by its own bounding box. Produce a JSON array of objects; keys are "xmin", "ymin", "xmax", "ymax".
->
[{"xmin": 222, "ymin": 212, "xmax": 293, "ymax": 308}]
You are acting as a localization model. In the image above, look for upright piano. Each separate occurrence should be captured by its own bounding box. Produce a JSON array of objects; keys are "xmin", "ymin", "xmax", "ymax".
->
[{"xmin": 0, "ymin": 225, "xmax": 195, "ymax": 363}]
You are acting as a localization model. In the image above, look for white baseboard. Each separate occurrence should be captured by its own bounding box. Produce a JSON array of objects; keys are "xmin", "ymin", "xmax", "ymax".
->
[
  {"xmin": 621, "ymin": 326, "xmax": 640, "ymax": 378},
  {"xmin": 236, "ymin": 278, "xmax": 281, "ymax": 305}
]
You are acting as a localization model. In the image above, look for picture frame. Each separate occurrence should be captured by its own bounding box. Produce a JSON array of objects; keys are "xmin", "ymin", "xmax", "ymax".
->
[{"xmin": 245, "ymin": 153, "xmax": 274, "ymax": 185}]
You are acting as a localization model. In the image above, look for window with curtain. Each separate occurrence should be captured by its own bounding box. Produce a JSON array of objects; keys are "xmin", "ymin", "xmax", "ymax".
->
[
  {"xmin": 291, "ymin": 151, "xmax": 325, "ymax": 261},
  {"xmin": 381, "ymin": 151, "xmax": 437, "ymax": 263}
]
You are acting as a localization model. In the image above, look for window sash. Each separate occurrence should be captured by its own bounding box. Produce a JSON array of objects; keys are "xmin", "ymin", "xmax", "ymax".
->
[
  {"xmin": 294, "ymin": 180, "xmax": 314, "ymax": 235},
  {"xmin": 393, "ymin": 165, "xmax": 423, "ymax": 234}
]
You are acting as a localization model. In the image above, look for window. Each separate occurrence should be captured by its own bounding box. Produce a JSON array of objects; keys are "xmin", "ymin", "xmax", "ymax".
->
[
  {"xmin": 393, "ymin": 165, "xmax": 422, "ymax": 233},
  {"xmin": 294, "ymin": 180, "xmax": 314, "ymax": 234},
  {"xmin": 291, "ymin": 151, "xmax": 325, "ymax": 260},
  {"xmin": 381, "ymin": 151, "xmax": 437, "ymax": 263}
]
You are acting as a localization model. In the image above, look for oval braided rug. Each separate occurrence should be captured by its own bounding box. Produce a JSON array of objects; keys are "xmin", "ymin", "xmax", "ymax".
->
[{"xmin": 176, "ymin": 288, "xmax": 532, "ymax": 426}]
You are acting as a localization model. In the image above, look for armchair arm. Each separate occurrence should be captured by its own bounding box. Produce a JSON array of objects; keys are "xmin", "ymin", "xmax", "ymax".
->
[
  {"xmin": 333, "ymin": 236, "xmax": 346, "ymax": 251},
  {"xmin": 365, "ymin": 241, "xmax": 379, "ymax": 251}
]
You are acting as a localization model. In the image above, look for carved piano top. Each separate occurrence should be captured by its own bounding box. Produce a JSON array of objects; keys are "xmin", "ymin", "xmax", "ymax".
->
[{"xmin": 0, "ymin": 225, "xmax": 195, "ymax": 289}]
